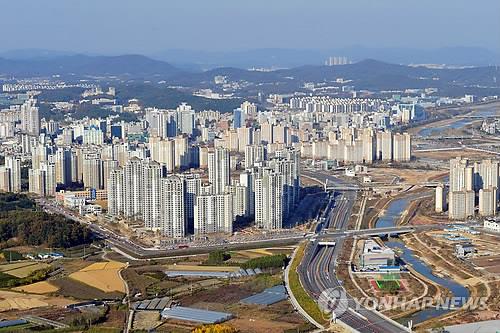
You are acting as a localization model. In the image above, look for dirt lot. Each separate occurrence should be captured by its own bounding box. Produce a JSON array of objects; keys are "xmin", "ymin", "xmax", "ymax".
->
[
  {"xmin": 413, "ymin": 149, "xmax": 499, "ymax": 161},
  {"xmin": 473, "ymin": 256, "xmax": 500, "ymax": 274},
  {"xmin": 368, "ymin": 167, "xmax": 447, "ymax": 185},
  {"xmin": 132, "ymin": 310, "xmax": 162, "ymax": 331}
]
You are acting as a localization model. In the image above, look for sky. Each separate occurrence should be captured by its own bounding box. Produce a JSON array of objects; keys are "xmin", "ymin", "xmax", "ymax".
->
[{"xmin": 1, "ymin": 0, "xmax": 499, "ymax": 54}]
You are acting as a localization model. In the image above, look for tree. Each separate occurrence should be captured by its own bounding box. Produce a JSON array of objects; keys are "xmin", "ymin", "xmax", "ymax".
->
[
  {"xmin": 206, "ymin": 250, "xmax": 231, "ymax": 265},
  {"xmin": 192, "ymin": 324, "xmax": 238, "ymax": 333}
]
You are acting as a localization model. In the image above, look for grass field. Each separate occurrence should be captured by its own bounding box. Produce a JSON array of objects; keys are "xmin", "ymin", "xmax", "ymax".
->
[
  {"xmin": 375, "ymin": 280, "xmax": 400, "ymax": 290},
  {"xmin": 69, "ymin": 261, "xmax": 126, "ymax": 293},
  {"xmin": 13, "ymin": 281, "xmax": 59, "ymax": 294},
  {"xmin": 0, "ymin": 262, "xmax": 51, "ymax": 278}
]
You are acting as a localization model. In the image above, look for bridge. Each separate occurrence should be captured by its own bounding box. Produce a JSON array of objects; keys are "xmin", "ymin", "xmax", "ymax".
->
[
  {"xmin": 319, "ymin": 223, "xmax": 448, "ymax": 241},
  {"xmin": 421, "ymin": 181, "xmax": 449, "ymax": 187},
  {"xmin": 317, "ymin": 240, "xmax": 336, "ymax": 246},
  {"xmin": 324, "ymin": 186, "xmax": 360, "ymax": 191},
  {"xmin": 321, "ymin": 226, "xmax": 416, "ymax": 239}
]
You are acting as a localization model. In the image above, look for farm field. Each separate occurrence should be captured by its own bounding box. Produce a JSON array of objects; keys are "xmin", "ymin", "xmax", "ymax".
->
[
  {"xmin": 0, "ymin": 261, "xmax": 51, "ymax": 278},
  {"xmin": 51, "ymin": 277, "xmax": 124, "ymax": 300},
  {"xmin": 13, "ymin": 281, "xmax": 59, "ymax": 294},
  {"xmin": 69, "ymin": 261, "xmax": 126, "ymax": 293},
  {"xmin": 0, "ymin": 290, "xmax": 71, "ymax": 312}
]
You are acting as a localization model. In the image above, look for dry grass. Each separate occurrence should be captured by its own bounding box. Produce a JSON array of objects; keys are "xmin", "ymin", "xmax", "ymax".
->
[
  {"xmin": 69, "ymin": 261, "xmax": 126, "ymax": 293},
  {"xmin": 13, "ymin": 281, "xmax": 59, "ymax": 294}
]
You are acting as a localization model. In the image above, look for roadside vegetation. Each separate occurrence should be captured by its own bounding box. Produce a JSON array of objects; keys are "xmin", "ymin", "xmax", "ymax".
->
[
  {"xmin": 288, "ymin": 244, "xmax": 328, "ymax": 325},
  {"xmin": 241, "ymin": 253, "xmax": 288, "ymax": 269}
]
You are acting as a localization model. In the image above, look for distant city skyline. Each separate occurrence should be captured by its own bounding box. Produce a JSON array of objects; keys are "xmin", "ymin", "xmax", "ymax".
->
[{"xmin": 1, "ymin": 0, "xmax": 499, "ymax": 55}]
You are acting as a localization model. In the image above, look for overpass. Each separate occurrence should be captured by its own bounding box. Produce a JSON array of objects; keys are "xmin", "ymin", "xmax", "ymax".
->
[
  {"xmin": 321, "ymin": 226, "xmax": 416, "ymax": 239},
  {"xmin": 320, "ymin": 223, "xmax": 449, "ymax": 240},
  {"xmin": 421, "ymin": 181, "xmax": 449, "ymax": 187},
  {"xmin": 325, "ymin": 186, "xmax": 360, "ymax": 191}
]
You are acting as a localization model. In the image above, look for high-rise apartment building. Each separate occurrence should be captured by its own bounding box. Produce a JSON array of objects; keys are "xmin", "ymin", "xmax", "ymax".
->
[
  {"xmin": 5, "ymin": 155, "xmax": 21, "ymax": 192},
  {"xmin": 208, "ymin": 147, "xmax": 230, "ymax": 194},
  {"xmin": 83, "ymin": 151, "xmax": 103, "ymax": 189},
  {"xmin": 20, "ymin": 99, "xmax": 40, "ymax": 136},
  {"xmin": 255, "ymin": 168, "xmax": 283, "ymax": 230},
  {"xmin": 479, "ymin": 187, "xmax": 497, "ymax": 217},
  {"xmin": 448, "ymin": 190, "xmax": 475, "ymax": 220},
  {"xmin": 161, "ymin": 175, "xmax": 185, "ymax": 237},
  {"xmin": 194, "ymin": 193, "xmax": 233, "ymax": 235}
]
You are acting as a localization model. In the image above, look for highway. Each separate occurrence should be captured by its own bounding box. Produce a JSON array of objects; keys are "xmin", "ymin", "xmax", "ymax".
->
[{"xmin": 296, "ymin": 181, "xmax": 409, "ymax": 332}]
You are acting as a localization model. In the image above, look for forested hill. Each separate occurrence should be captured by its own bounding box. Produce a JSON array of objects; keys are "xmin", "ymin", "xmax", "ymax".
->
[{"xmin": 0, "ymin": 193, "xmax": 91, "ymax": 248}]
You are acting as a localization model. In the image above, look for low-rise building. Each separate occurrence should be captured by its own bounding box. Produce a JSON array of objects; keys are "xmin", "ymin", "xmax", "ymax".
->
[
  {"xmin": 79, "ymin": 204, "xmax": 102, "ymax": 216},
  {"xmin": 455, "ymin": 243, "xmax": 475, "ymax": 258},
  {"xmin": 359, "ymin": 239, "xmax": 396, "ymax": 270},
  {"xmin": 484, "ymin": 218, "xmax": 500, "ymax": 232}
]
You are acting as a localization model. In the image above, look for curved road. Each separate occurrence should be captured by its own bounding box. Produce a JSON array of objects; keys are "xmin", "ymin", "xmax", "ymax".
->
[{"xmin": 298, "ymin": 188, "xmax": 409, "ymax": 333}]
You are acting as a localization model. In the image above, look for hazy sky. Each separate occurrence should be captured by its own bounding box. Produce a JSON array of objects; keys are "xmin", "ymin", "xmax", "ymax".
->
[{"xmin": 1, "ymin": 0, "xmax": 499, "ymax": 54}]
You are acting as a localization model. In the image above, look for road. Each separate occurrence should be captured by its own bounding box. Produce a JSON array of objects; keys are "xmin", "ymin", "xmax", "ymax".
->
[
  {"xmin": 297, "ymin": 185, "xmax": 409, "ymax": 332},
  {"xmin": 37, "ymin": 198, "xmax": 307, "ymax": 259}
]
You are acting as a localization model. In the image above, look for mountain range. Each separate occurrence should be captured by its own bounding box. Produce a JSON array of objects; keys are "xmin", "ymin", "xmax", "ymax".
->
[{"xmin": 0, "ymin": 54, "xmax": 499, "ymax": 97}]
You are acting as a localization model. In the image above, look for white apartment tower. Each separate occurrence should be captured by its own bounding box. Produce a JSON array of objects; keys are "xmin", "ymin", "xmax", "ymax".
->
[
  {"xmin": 161, "ymin": 176, "xmax": 186, "ymax": 237},
  {"xmin": 194, "ymin": 193, "xmax": 233, "ymax": 235},
  {"xmin": 20, "ymin": 99, "xmax": 40, "ymax": 136},
  {"xmin": 208, "ymin": 147, "xmax": 230, "ymax": 194},
  {"xmin": 448, "ymin": 190, "xmax": 475, "ymax": 220},
  {"xmin": 83, "ymin": 152, "xmax": 103, "ymax": 189},
  {"xmin": 479, "ymin": 187, "xmax": 497, "ymax": 217},
  {"xmin": 255, "ymin": 168, "xmax": 284, "ymax": 230},
  {"xmin": 393, "ymin": 133, "xmax": 411, "ymax": 162},
  {"xmin": 142, "ymin": 160, "xmax": 162, "ymax": 229},
  {"xmin": 5, "ymin": 155, "xmax": 21, "ymax": 192},
  {"xmin": 435, "ymin": 184, "xmax": 446, "ymax": 213}
]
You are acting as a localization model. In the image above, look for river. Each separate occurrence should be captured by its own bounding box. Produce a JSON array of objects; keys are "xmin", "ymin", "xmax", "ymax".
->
[
  {"xmin": 418, "ymin": 107, "xmax": 497, "ymax": 137},
  {"xmin": 375, "ymin": 195, "xmax": 470, "ymax": 324}
]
